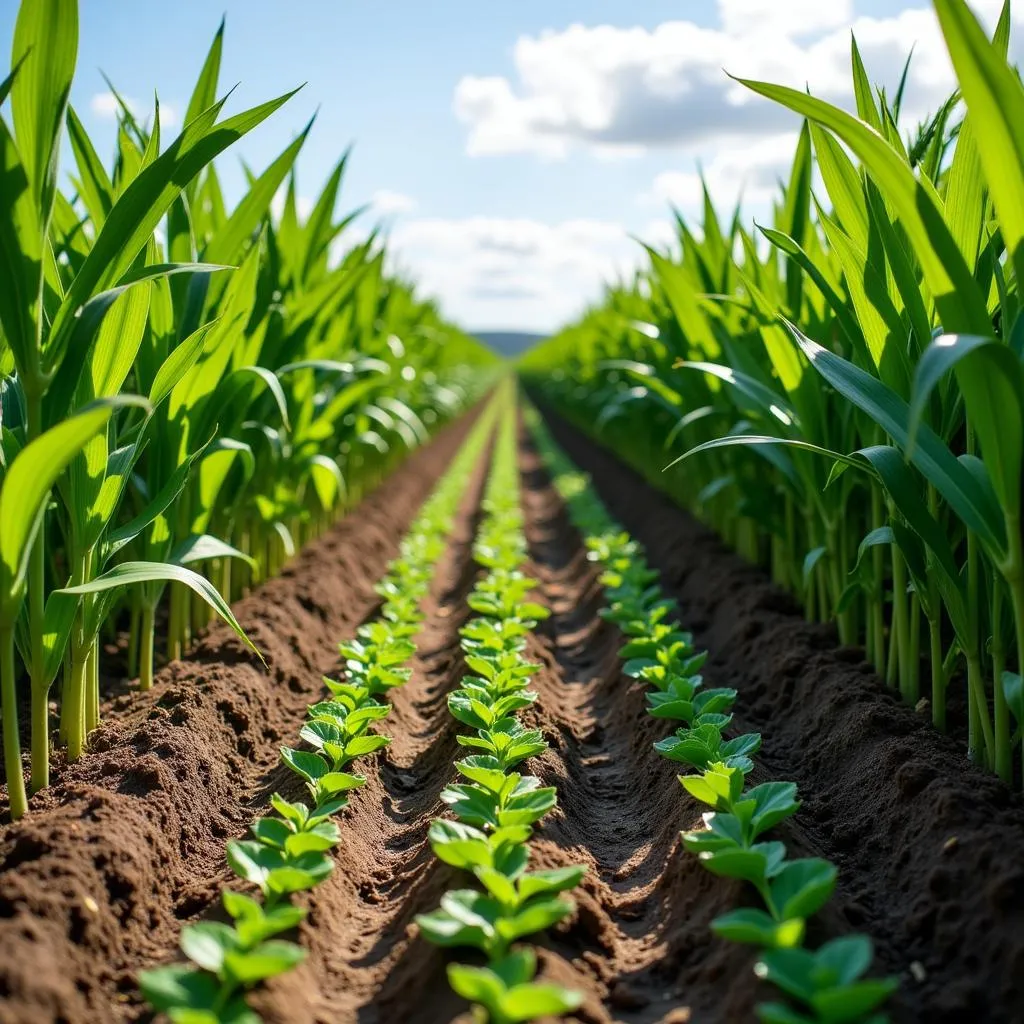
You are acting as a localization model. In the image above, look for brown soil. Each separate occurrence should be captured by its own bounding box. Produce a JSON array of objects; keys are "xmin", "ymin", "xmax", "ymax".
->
[
  {"xmin": 530, "ymin": 406, "xmax": 1024, "ymax": 1024},
  {"xmin": 3, "ymin": 401, "xmax": 1023, "ymax": 1024},
  {"xmin": 0, "ymin": 412, "xmax": 479, "ymax": 1024}
]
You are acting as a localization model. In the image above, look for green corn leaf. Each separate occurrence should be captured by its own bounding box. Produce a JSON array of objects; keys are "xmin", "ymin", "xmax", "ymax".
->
[
  {"xmin": 0, "ymin": 401, "xmax": 121, "ymax": 616},
  {"xmin": 934, "ymin": 0, "xmax": 1024, "ymax": 290},
  {"xmin": 10, "ymin": 0, "xmax": 77, "ymax": 224},
  {"xmin": 908, "ymin": 334, "xmax": 1024, "ymax": 522},
  {"xmin": 57, "ymin": 561, "xmax": 261, "ymax": 661},
  {"xmin": 734, "ymin": 73, "xmax": 990, "ymax": 335}
]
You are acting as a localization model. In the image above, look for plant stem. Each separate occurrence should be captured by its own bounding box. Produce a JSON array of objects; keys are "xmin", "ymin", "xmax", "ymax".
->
[
  {"xmin": 930, "ymin": 613, "xmax": 945, "ymax": 732},
  {"xmin": 65, "ymin": 636, "xmax": 89, "ymax": 761},
  {"xmin": 85, "ymin": 641, "xmax": 99, "ymax": 734},
  {"xmin": 891, "ymin": 541, "xmax": 911, "ymax": 700},
  {"xmin": 127, "ymin": 593, "xmax": 140, "ymax": 680},
  {"xmin": 25, "ymin": 388, "xmax": 49, "ymax": 795},
  {"xmin": 139, "ymin": 602, "xmax": 156, "ymax": 691},
  {"xmin": 1, "ymin": 623, "xmax": 28, "ymax": 819},
  {"xmin": 908, "ymin": 590, "xmax": 921, "ymax": 705},
  {"xmin": 966, "ymin": 651, "xmax": 994, "ymax": 767},
  {"xmin": 992, "ymin": 577, "xmax": 1010, "ymax": 783}
]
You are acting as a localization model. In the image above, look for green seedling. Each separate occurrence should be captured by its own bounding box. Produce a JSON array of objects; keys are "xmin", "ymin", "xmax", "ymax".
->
[{"xmin": 448, "ymin": 948, "xmax": 583, "ymax": 1024}]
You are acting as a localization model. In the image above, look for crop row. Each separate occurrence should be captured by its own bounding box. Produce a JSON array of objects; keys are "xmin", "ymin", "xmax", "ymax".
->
[
  {"xmin": 519, "ymin": 0, "xmax": 1024, "ymax": 786},
  {"xmin": 525, "ymin": 404, "xmax": 897, "ymax": 1024},
  {"xmin": 138, "ymin": 400, "xmax": 500, "ymax": 1021},
  {"xmin": 0, "ymin": 0, "xmax": 495, "ymax": 820},
  {"xmin": 415, "ymin": 386, "xmax": 586, "ymax": 1024}
]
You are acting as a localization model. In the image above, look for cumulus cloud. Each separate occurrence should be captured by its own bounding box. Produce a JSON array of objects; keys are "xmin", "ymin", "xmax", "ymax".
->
[
  {"xmin": 371, "ymin": 189, "xmax": 417, "ymax": 215},
  {"xmin": 454, "ymin": 2, "xmax": 1019, "ymax": 159},
  {"xmin": 640, "ymin": 132, "xmax": 800, "ymax": 218},
  {"xmin": 389, "ymin": 216, "xmax": 645, "ymax": 331}
]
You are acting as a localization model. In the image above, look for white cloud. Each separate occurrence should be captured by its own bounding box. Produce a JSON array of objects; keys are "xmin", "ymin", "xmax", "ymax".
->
[
  {"xmin": 641, "ymin": 132, "xmax": 799, "ymax": 217},
  {"xmin": 389, "ymin": 216, "xmax": 644, "ymax": 331},
  {"xmin": 717, "ymin": 0, "xmax": 854, "ymax": 37},
  {"xmin": 89, "ymin": 91, "xmax": 179, "ymax": 130},
  {"xmin": 371, "ymin": 189, "xmax": 417, "ymax": 214},
  {"xmin": 454, "ymin": 2, "xmax": 1021, "ymax": 160}
]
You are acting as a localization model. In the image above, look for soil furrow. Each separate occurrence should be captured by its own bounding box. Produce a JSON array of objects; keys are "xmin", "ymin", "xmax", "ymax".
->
[
  {"xmin": 515, "ymin": 422, "xmax": 733, "ymax": 1024},
  {"xmin": 532, "ymin": 403, "xmax": 1024, "ymax": 1024},
  {"xmin": 249, "ymin": 434, "xmax": 494, "ymax": 1024},
  {"xmin": 0, "ymin": 411, "xmax": 479, "ymax": 1024}
]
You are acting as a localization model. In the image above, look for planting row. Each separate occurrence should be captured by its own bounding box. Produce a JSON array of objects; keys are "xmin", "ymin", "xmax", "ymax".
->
[
  {"xmin": 415, "ymin": 388, "xmax": 587, "ymax": 1023},
  {"xmin": 139, "ymin": 399, "xmax": 500, "ymax": 1021},
  {"xmin": 0, "ymin": 0, "xmax": 495, "ymax": 820},
  {"xmin": 519, "ymin": 0, "xmax": 1024, "ymax": 785},
  {"xmin": 525, "ymin": 404, "xmax": 897, "ymax": 1024}
]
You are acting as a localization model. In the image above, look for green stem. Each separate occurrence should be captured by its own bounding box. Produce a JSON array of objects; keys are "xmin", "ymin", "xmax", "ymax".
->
[
  {"xmin": 992, "ymin": 578, "xmax": 1010, "ymax": 783},
  {"xmin": 930, "ymin": 612, "xmax": 945, "ymax": 732},
  {"xmin": 61, "ymin": 549, "xmax": 92, "ymax": 760},
  {"xmin": 25, "ymin": 388, "xmax": 48, "ymax": 795},
  {"xmin": 139, "ymin": 602, "xmax": 156, "ymax": 691},
  {"xmin": 1, "ymin": 623, "xmax": 27, "ymax": 819},
  {"xmin": 65, "ymin": 636, "xmax": 89, "ymax": 761},
  {"xmin": 85, "ymin": 640, "xmax": 99, "ymax": 735},
  {"xmin": 966, "ymin": 651, "xmax": 994, "ymax": 767},
  {"xmin": 127, "ymin": 592, "xmax": 140, "ymax": 681},
  {"xmin": 1001, "ymin": 512, "xmax": 1024, "ymax": 789},
  {"xmin": 891, "ymin": 541, "xmax": 910, "ymax": 698},
  {"xmin": 908, "ymin": 590, "xmax": 921, "ymax": 706}
]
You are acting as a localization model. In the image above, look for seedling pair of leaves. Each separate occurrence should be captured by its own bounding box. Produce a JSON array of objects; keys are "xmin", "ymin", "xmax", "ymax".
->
[
  {"xmin": 441, "ymin": 755, "xmax": 557, "ymax": 830},
  {"xmin": 646, "ymin": 674, "xmax": 736, "ymax": 722},
  {"xmin": 139, "ymin": 891, "xmax": 308, "ymax": 1023},
  {"xmin": 755, "ymin": 936, "xmax": 898, "ymax": 1024},
  {"xmin": 448, "ymin": 685, "xmax": 538, "ymax": 730},
  {"xmin": 340, "ymin": 635, "xmax": 415, "ymax": 694},
  {"xmin": 460, "ymin": 616, "xmax": 532, "ymax": 658},
  {"xmin": 457, "ymin": 718, "xmax": 549, "ymax": 770},
  {"xmin": 301, "ymin": 700, "xmax": 392, "ymax": 769},
  {"xmin": 655, "ymin": 719, "xmax": 761, "ymax": 773},
  {"xmin": 463, "ymin": 651, "xmax": 541, "ymax": 696},
  {"xmin": 468, "ymin": 570, "xmax": 549, "ymax": 622},
  {"xmin": 281, "ymin": 745, "xmax": 367, "ymax": 806},
  {"xmin": 448, "ymin": 946, "xmax": 582, "ymax": 1024}
]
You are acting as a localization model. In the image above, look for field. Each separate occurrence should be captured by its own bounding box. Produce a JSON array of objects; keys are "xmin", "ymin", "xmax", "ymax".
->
[{"xmin": 3, "ymin": 0, "xmax": 1024, "ymax": 1022}]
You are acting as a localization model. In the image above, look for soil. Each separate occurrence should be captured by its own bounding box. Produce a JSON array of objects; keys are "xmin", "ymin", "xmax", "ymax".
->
[
  {"xmin": 0, "ymin": 411, "xmax": 479, "ymax": 1024},
  {"xmin": 1, "ymin": 401, "xmax": 1022, "ymax": 1024}
]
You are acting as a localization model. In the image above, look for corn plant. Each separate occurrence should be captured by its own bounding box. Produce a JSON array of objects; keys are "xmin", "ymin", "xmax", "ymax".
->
[
  {"xmin": 0, "ymin": 0, "xmax": 494, "ymax": 818},
  {"xmin": 140, "ymin": 394, "xmax": 499, "ymax": 1021},
  {"xmin": 416, "ymin": 388, "xmax": 585, "ymax": 1024},
  {"xmin": 520, "ymin": 0, "xmax": 1024, "ymax": 787},
  {"xmin": 525, "ymin": 404, "xmax": 897, "ymax": 1023}
]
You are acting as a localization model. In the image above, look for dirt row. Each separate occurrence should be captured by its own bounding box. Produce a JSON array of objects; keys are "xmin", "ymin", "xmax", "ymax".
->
[
  {"xmin": 0, "ymin": 411, "xmax": 480, "ymax": 1024},
  {"xmin": 531, "ymin": 406, "xmax": 1024, "ymax": 1024},
  {"xmin": 2, "ymin": 403, "xmax": 1023, "ymax": 1024}
]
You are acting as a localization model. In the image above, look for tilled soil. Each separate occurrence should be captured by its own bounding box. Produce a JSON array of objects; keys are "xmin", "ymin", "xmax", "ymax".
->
[
  {"xmin": 0, "ymin": 412, "xmax": 478, "ymax": 1024},
  {"xmin": 3, "ymin": 403, "xmax": 1023, "ymax": 1024},
  {"xmin": 531, "ymin": 406, "xmax": 1024, "ymax": 1024}
]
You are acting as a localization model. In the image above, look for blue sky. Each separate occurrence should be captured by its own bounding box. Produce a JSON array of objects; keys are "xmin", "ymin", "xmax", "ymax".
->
[{"xmin": 0, "ymin": 0, "xmax": 1016, "ymax": 331}]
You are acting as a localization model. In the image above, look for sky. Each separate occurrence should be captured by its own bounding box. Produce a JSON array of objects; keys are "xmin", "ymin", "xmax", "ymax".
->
[{"xmin": 0, "ymin": 0, "xmax": 1018, "ymax": 333}]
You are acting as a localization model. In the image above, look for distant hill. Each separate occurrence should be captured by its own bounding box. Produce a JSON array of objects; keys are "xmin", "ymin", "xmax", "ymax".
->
[{"xmin": 472, "ymin": 331, "xmax": 548, "ymax": 358}]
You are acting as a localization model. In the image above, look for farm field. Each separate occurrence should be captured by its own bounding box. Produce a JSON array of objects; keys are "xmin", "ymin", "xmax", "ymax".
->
[
  {"xmin": 4, "ymin": 0, "xmax": 1024, "ymax": 1022},
  {"xmin": 2, "ymin": 399, "xmax": 1023, "ymax": 1023}
]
